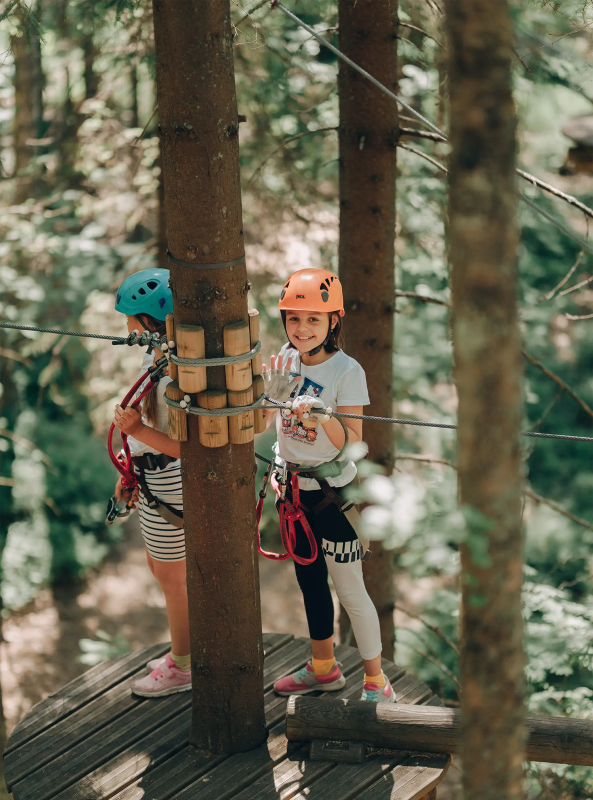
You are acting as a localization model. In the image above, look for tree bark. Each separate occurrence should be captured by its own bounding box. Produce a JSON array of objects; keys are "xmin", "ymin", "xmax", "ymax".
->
[
  {"xmin": 11, "ymin": 2, "xmax": 44, "ymax": 203},
  {"xmin": 152, "ymin": 0, "xmax": 265, "ymax": 754},
  {"xmin": 444, "ymin": 2, "xmax": 526, "ymax": 798},
  {"xmin": 82, "ymin": 33, "xmax": 99, "ymax": 100},
  {"xmin": 338, "ymin": 0, "xmax": 398, "ymax": 658}
]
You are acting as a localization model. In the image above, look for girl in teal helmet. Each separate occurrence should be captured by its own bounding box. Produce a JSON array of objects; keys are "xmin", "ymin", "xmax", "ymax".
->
[{"xmin": 112, "ymin": 268, "xmax": 192, "ymax": 698}]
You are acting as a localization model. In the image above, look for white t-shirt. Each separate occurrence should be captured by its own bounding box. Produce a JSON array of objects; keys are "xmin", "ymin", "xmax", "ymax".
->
[
  {"xmin": 273, "ymin": 345, "xmax": 370, "ymax": 490},
  {"xmin": 127, "ymin": 351, "xmax": 174, "ymax": 457}
]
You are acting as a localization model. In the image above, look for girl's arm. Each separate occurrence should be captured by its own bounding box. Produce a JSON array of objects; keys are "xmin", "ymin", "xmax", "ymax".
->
[
  {"xmin": 320, "ymin": 405, "xmax": 363, "ymax": 450},
  {"xmin": 113, "ymin": 405, "xmax": 181, "ymax": 459}
]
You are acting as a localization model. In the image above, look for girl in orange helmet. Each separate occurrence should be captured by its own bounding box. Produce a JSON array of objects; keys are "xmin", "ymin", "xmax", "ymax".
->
[{"xmin": 262, "ymin": 268, "xmax": 395, "ymax": 704}]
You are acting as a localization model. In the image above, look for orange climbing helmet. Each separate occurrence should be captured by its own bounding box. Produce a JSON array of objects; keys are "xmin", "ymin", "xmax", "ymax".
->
[{"xmin": 278, "ymin": 269, "xmax": 345, "ymax": 317}]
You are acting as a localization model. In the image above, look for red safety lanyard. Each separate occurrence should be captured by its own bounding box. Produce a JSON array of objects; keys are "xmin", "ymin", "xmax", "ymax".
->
[
  {"xmin": 107, "ymin": 369, "xmax": 156, "ymax": 491},
  {"xmin": 256, "ymin": 471, "xmax": 318, "ymax": 566}
]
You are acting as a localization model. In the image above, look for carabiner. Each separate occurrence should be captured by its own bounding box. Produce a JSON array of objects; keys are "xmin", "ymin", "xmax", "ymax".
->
[{"xmin": 105, "ymin": 495, "xmax": 133, "ymax": 525}]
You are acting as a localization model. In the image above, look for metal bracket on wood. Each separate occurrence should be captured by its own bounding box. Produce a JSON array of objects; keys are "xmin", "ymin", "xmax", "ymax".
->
[{"xmin": 309, "ymin": 739, "xmax": 367, "ymax": 764}]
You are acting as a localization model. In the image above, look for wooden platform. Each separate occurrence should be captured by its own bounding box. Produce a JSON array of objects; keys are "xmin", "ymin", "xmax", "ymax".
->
[{"xmin": 3, "ymin": 633, "xmax": 450, "ymax": 800}]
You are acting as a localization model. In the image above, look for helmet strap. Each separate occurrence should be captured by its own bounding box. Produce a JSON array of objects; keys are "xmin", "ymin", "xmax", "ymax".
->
[{"xmin": 307, "ymin": 318, "xmax": 333, "ymax": 358}]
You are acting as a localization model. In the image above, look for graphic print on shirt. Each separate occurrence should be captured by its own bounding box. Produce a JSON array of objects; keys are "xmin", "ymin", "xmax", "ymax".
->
[{"xmin": 282, "ymin": 376, "xmax": 325, "ymax": 446}]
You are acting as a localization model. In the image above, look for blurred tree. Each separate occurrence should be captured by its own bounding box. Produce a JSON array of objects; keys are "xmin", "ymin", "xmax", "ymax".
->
[
  {"xmin": 446, "ymin": 0, "xmax": 526, "ymax": 798},
  {"xmin": 11, "ymin": 0, "xmax": 44, "ymax": 203},
  {"xmin": 338, "ymin": 0, "xmax": 398, "ymax": 658}
]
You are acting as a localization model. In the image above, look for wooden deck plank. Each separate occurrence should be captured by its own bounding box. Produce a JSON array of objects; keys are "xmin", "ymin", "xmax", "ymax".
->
[
  {"xmin": 6, "ymin": 634, "xmax": 449, "ymax": 800},
  {"xmin": 6, "ymin": 632, "xmax": 288, "ymax": 763},
  {"xmin": 353, "ymin": 754, "xmax": 450, "ymax": 800},
  {"xmin": 4, "ymin": 642, "xmax": 170, "ymax": 755},
  {"xmin": 18, "ymin": 638, "xmax": 316, "ymax": 800},
  {"xmin": 6, "ymin": 634, "xmax": 294, "ymax": 785},
  {"xmin": 6, "ymin": 632, "xmax": 295, "ymax": 792},
  {"xmin": 286, "ymin": 754, "xmax": 407, "ymax": 800},
  {"xmin": 106, "ymin": 645, "xmax": 361, "ymax": 800},
  {"xmin": 171, "ymin": 665, "xmax": 405, "ymax": 800},
  {"xmin": 11, "ymin": 692, "xmax": 191, "ymax": 800}
]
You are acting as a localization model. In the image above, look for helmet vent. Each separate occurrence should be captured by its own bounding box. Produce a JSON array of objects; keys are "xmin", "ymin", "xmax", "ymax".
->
[
  {"xmin": 131, "ymin": 295, "xmax": 137, "ymax": 300},
  {"xmin": 147, "ymin": 281, "xmax": 158, "ymax": 290},
  {"xmin": 138, "ymin": 287, "xmax": 146, "ymax": 295}
]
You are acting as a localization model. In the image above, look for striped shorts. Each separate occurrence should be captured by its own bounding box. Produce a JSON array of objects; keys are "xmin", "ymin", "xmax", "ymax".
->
[{"xmin": 138, "ymin": 460, "xmax": 185, "ymax": 562}]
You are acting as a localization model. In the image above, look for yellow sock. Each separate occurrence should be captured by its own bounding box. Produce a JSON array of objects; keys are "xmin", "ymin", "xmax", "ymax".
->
[
  {"xmin": 171, "ymin": 652, "xmax": 191, "ymax": 672},
  {"xmin": 364, "ymin": 671, "xmax": 386, "ymax": 688},
  {"xmin": 311, "ymin": 657, "xmax": 336, "ymax": 675}
]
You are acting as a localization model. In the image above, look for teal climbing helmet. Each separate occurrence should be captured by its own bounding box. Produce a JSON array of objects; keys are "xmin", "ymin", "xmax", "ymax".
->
[{"xmin": 115, "ymin": 269, "xmax": 173, "ymax": 321}]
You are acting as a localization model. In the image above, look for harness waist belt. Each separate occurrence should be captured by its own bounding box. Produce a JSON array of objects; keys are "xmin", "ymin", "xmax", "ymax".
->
[{"xmin": 132, "ymin": 453, "xmax": 178, "ymax": 471}]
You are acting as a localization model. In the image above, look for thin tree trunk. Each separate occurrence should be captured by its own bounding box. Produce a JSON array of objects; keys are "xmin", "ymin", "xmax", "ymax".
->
[
  {"xmin": 152, "ymin": 0, "xmax": 265, "ymax": 755},
  {"xmin": 82, "ymin": 33, "xmax": 99, "ymax": 100},
  {"xmin": 338, "ymin": 0, "xmax": 398, "ymax": 659},
  {"xmin": 11, "ymin": 1, "xmax": 44, "ymax": 203},
  {"xmin": 445, "ymin": 2, "xmax": 526, "ymax": 798},
  {"xmin": 130, "ymin": 62, "xmax": 139, "ymax": 128}
]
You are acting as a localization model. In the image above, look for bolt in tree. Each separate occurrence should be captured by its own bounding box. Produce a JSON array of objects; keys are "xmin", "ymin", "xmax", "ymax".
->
[
  {"xmin": 445, "ymin": 1, "xmax": 526, "ymax": 797},
  {"xmin": 338, "ymin": 0, "xmax": 398, "ymax": 657},
  {"xmin": 152, "ymin": 0, "xmax": 266, "ymax": 755}
]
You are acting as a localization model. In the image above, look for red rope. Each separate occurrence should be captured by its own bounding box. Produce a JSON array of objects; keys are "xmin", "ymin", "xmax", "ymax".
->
[
  {"xmin": 257, "ymin": 473, "xmax": 318, "ymax": 565},
  {"xmin": 107, "ymin": 370, "xmax": 155, "ymax": 490}
]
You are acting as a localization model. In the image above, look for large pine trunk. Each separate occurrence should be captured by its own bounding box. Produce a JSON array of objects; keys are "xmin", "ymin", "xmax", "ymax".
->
[
  {"xmin": 11, "ymin": 2, "xmax": 44, "ymax": 204},
  {"xmin": 445, "ymin": 2, "xmax": 526, "ymax": 797},
  {"xmin": 152, "ymin": 0, "xmax": 266, "ymax": 755},
  {"xmin": 338, "ymin": 0, "xmax": 398, "ymax": 658}
]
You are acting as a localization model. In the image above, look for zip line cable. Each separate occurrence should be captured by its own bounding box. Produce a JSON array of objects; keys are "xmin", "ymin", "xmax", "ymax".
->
[
  {"xmin": 0, "ymin": 321, "xmax": 163, "ymax": 347},
  {"xmin": 271, "ymin": 2, "xmax": 593, "ymax": 255},
  {"xmin": 1, "ymin": 323, "xmax": 591, "ymax": 442}
]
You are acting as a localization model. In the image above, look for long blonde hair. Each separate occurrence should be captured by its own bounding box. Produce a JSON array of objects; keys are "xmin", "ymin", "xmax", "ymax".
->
[{"xmin": 138, "ymin": 313, "xmax": 166, "ymax": 427}]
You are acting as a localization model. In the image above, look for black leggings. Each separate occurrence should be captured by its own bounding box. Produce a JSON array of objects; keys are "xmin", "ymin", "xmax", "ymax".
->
[{"xmin": 289, "ymin": 484, "xmax": 382, "ymax": 660}]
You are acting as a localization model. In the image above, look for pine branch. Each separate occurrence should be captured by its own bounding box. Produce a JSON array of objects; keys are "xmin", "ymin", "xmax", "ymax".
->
[
  {"xmin": 400, "ymin": 640, "xmax": 460, "ymax": 690},
  {"xmin": 399, "ymin": 126, "xmax": 447, "ymax": 143},
  {"xmin": 566, "ymin": 311, "xmax": 593, "ymax": 320},
  {"xmin": 539, "ymin": 247, "xmax": 585, "ymax": 302},
  {"xmin": 399, "ymin": 21, "xmax": 445, "ymax": 49},
  {"xmin": 523, "ymin": 350, "xmax": 593, "ymax": 420},
  {"xmin": 395, "ymin": 290, "xmax": 451, "ymax": 308},
  {"xmin": 395, "ymin": 603, "xmax": 459, "ymax": 653},
  {"xmin": 245, "ymin": 127, "xmax": 338, "ymax": 189},
  {"xmin": 395, "ymin": 454, "xmax": 593, "ymax": 533},
  {"xmin": 559, "ymin": 274, "xmax": 593, "ymax": 296},
  {"xmin": 397, "ymin": 143, "xmax": 448, "ymax": 174},
  {"xmin": 517, "ymin": 169, "xmax": 593, "ymax": 221},
  {"xmin": 525, "ymin": 488, "xmax": 593, "ymax": 533}
]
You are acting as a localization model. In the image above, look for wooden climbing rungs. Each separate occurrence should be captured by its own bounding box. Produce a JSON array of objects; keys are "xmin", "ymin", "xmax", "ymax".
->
[{"xmin": 4, "ymin": 634, "xmax": 450, "ymax": 800}]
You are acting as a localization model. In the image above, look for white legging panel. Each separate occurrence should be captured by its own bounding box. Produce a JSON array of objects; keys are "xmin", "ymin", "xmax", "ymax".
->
[{"xmin": 323, "ymin": 539, "xmax": 383, "ymax": 661}]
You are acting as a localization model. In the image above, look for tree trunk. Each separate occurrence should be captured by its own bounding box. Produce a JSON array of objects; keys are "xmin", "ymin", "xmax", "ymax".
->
[
  {"xmin": 157, "ymin": 134, "xmax": 168, "ymax": 270},
  {"xmin": 338, "ymin": 0, "xmax": 398, "ymax": 659},
  {"xmin": 152, "ymin": 0, "xmax": 266, "ymax": 755},
  {"xmin": 444, "ymin": 2, "xmax": 526, "ymax": 798},
  {"xmin": 82, "ymin": 33, "xmax": 99, "ymax": 100},
  {"xmin": 11, "ymin": 1, "xmax": 44, "ymax": 203},
  {"xmin": 130, "ymin": 62, "xmax": 139, "ymax": 128}
]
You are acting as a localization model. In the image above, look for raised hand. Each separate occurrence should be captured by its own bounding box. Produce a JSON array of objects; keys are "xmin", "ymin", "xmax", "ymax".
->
[{"xmin": 262, "ymin": 353, "xmax": 301, "ymax": 402}]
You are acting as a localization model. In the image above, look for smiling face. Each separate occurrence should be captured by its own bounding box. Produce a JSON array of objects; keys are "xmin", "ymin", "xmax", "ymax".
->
[{"xmin": 284, "ymin": 310, "xmax": 337, "ymax": 354}]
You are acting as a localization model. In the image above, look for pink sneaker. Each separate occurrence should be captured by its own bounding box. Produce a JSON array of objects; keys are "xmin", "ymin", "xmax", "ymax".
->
[
  {"xmin": 146, "ymin": 655, "xmax": 167, "ymax": 673},
  {"xmin": 132, "ymin": 653, "xmax": 191, "ymax": 697},
  {"xmin": 274, "ymin": 661, "xmax": 346, "ymax": 696},
  {"xmin": 361, "ymin": 674, "xmax": 396, "ymax": 703}
]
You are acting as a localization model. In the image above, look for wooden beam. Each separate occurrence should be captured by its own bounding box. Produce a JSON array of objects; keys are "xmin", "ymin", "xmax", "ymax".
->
[{"xmin": 286, "ymin": 697, "xmax": 593, "ymax": 766}]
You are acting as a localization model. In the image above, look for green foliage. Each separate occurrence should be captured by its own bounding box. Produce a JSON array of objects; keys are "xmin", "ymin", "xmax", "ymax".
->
[{"xmin": 78, "ymin": 629, "xmax": 131, "ymax": 666}]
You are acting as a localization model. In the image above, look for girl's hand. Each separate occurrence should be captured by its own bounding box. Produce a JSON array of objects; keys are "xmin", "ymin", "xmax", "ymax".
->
[
  {"xmin": 115, "ymin": 476, "xmax": 139, "ymax": 508},
  {"xmin": 113, "ymin": 405, "xmax": 144, "ymax": 436},
  {"xmin": 291, "ymin": 395, "xmax": 324, "ymax": 420},
  {"xmin": 262, "ymin": 354, "xmax": 300, "ymax": 403}
]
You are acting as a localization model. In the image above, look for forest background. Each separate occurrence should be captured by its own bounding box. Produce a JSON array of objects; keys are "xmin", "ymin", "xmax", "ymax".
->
[{"xmin": 0, "ymin": 0, "xmax": 592, "ymax": 797}]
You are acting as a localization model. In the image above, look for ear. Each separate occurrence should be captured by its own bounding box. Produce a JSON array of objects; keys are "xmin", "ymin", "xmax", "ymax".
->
[{"xmin": 331, "ymin": 312, "xmax": 339, "ymax": 330}]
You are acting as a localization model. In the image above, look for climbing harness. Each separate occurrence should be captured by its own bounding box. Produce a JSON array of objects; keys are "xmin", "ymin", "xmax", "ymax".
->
[{"xmin": 255, "ymin": 409, "xmax": 360, "ymax": 564}]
